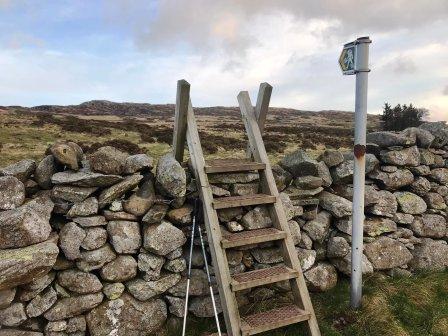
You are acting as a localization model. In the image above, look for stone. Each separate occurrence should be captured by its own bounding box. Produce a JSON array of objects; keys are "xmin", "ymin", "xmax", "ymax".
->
[
  {"xmin": 302, "ymin": 211, "xmax": 331, "ymax": 243},
  {"xmin": 166, "ymin": 296, "xmax": 185, "ymax": 317},
  {"xmin": 425, "ymin": 192, "xmax": 447, "ymax": 210},
  {"xmin": 45, "ymin": 320, "xmax": 67, "ymax": 332},
  {"xmin": 124, "ymin": 154, "xmax": 153, "ymax": 174},
  {"xmin": 0, "ymin": 288, "xmax": 16, "ymax": 309},
  {"xmin": 0, "ymin": 302, "xmax": 27, "ymax": 326},
  {"xmin": 86, "ymin": 293, "xmax": 167, "ymax": 336},
  {"xmin": 251, "ymin": 248, "xmax": 283, "ymax": 264},
  {"xmin": 81, "ymin": 227, "xmax": 107, "ymax": 250},
  {"xmin": 225, "ymin": 221, "xmax": 244, "ymax": 233},
  {"xmin": 280, "ymin": 150, "xmax": 319, "ymax": 177},
  {"xmin": 66, "ymin": 316, "xmax": 86, "ymax": 333},
  {"xmin": 155, "ymin": 153, "xmax": 186, "ymax": 198},
  {"xmin": 410, "ymin": 214, "xmax": 447, "ymax": 238},
  {"xmin": 89, "ymin": 146, "xmax": 128, "ymax": 175},
  {"xmin": 430, "ymin": 168, "xmax": 448, "ymax": 185},
  {"xmin": 76, "ymin": 244, "xmax": 116, "ymax": 272},
  {"xmin": 304, "ymin": 262, "xmax": 338, "ymax": 292},
  {"xmin": 166, "ymin": 205, "xmax": 193, "ymax": 226},
  {"xmin": 327, "ymin": 236, "xmax": 350, "ymax": 258},
  {"xmin": 317, "ymin": 161, "xmax": 333, "ymax": 187},
  {"xmin": 241, "ymin": 206, "xmax": 272, "ymax": 230},
  {"xmin": 0, "ymin": 159, "xmax": 36, "ymax": 183},
  {"xmin": 380, "ymin": 146, "xmax": 420, "ymax": 167},
  {"xmin": 393, "ymin": 213, "xmax": 414, "ymax": 225},
  {"xmin": 0, "ymin": 331, "xmax": 43, "ymax": 336},
  {"xmin": 381, "ymin": 165, "xmax": 398, "ymax": 172},
  {"xmin": 288, "ymin": 220, "xmax": 302, "ymax": 245},
  {"xmin": 127, "ymin": 273, "xmax": 181, "ymax": 301},
  {"xmin": 334, "ymin": 217, "xmax": 352, "ymax": 235},
  {"xmin": 298, "ymin": 231, "xmax": 313, "ymax": 249},
  {"xmin": 98, "ymin": 174, "xmax": 143, "ymax": 208},
  {"xmin": 44, "ymin": 292, "xmax": 103, "ymax": 321},
  {"xmin": 217, "ymin": 207, "xmax": 244, "ymax": 222},
  {"xmin": 67, "ymin": 197, "xmax": 98, "ymax": 218},
  {"xmin": 50, "ymin": 141, "xmax": 83, "ymax": 170},
  {"xmin": 123, "ymin": 178, "xmax": 156, "ymax": 216},
  {"xmin": 332, "ymin": 184, "xmax": 380, "ymax": 206},
  {"xmin": 51, "ymin": 185, "xmax": 98, "ymax": 203},
  {"xmin": 59, "ymin": 222, "xmax": 86, "ymax": 260},
  {"xmin": 163, "ymin": 258, "xmax": 187, "ymax": 273},
  {"xmin": 142, "ymin": 204, "xmax": 169, "ymax": 224},
  {"xmin": 229, "ymin": 183, "xmax": 257, "ymax": 196},
  {"xmin": 0, "ymin": 196, "xmax": 53, "ymax": 248},
  {"xmin": 143, "ymin": 221, "xmax": 187, "ymax": 256},
  {"xmin": 294, "ymin": 176, "xmax": 323, "ymax": 189},
  {"xmin": 319, "ymin": 191, "xmax": 352, "ymax": 218},
  {"xmin": 296, "ymin": 248, "xmax": 317, "ymax": 271},
  {"xmin": 0, "ymin": 240, "xmax": 58, "ymax": 290},
  {"xmin": 367, "ymin": 190, "xmax": 397, "ymax": 217},
  {"xmin": 107, "ymin": 221, "xmax": 141, "ymax": 254},
  {"xmin": 211, "ymin": 184, "xmax": 231, "ymax": 197},
  {"xmin": 138, "ymin": 252, "xmax": 165, "ymax": 280},
  {"xmin": 18, "ymin": 272, "xmax": 55, "ymax": 301},
  {"xmin": 368, "ymin": 168, "xmax": 414, "ymax": 190},
  {"xmin": 100, "ymin": 255, "xmax": 137, "ymax": 282},
  {"xmin": 320, "ymin": 150, "xmax": 344, "ymax": 167},
  {"xmin": 410, "ymin": 176, "xmax": 431, "ymax": 196},
  {"xmin": 57, "ymin": 269, "xmax": 102, "ymax": 294},
  {"xmin": 104, "ymin": 210, "xmax": 138, "ymax": 221},
  {"xmin": 419, "ymin": 148, "xmax": 436, "ymax": 165},
  {"xmin": 419, "ymin": 121, "xmax": 448, "ymax": 148},
  {"xmin": 52, "ymin": 171, "xmax": 123, "ymax": 188},
  {"xmin": 395, "ymin": 191, "xmax": 427, "ymax": 214},
  {"xmin": 208, "ymin": 172, "xmax": 259, "ymax": 184},
  {"xmin": 73, "ymin": 215, "xmax": 107, "ymax": 227},
  {"xmin": 25, "ymin": 287, "xmax": 57, "ymax": 317},
  {"xmin": 366, "ymin": 131, "xmax": 415, "ymax": 148},
  {"xmin": 410, "ymin": 165, "xmax": 431, "ymax": 176},
  {"xmin": 272, "ymin": 164, "xmax": 293, "ymax": 191},
  {"xmin": 364, "ymin": 237, "xmax": 412, "ymax": 270},
  {"xmin": 285, "ymin": 186, "xmax": 323, "ymax": 199},
  {"xmin": 189, "ymin": 296, "xmax": 222, "ymax": 318},
  {"xmin": 364, "ymin": 217, "xmax": 397, "ymax": 237},
  {"xmin": 103, "ymin": 283, "xmax": 125, "ymax": 300},
  {"xmin": 168, "ymin": 269, "xmax": 208, "ymax": 297},
  {"xmin": 409, "ymin": 238, "xmax": 448, "ymax": 270},
  {"xmin": 330, "ymin": 250, "xmax": 373, "ymax": 276},
  {"xmin": 0, "ymin": 176, "xmax": 25, "ymax": 210},
  {"xmin": 403, "ymin": 127, "xmax": 435, "ymax": 148}
]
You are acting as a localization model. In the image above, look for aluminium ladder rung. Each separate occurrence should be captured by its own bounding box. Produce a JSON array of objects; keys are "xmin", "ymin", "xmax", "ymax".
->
[
  {"xmin": 205, "ymin": 159, "xmax": 266, "ymax": 174},
  {"xmin": 221, "ymin": 228, "xmax": 286, "ymax": 249},
  {"xmin": 231, "ymin": 266, "xmax": 299, "ymax": 291},
  {"xmin": 240, "ymin": 305, "xmax": 311, "ymax": 336},
  {"xmin": 212, "ymin": 194, "xmax": 276, "ymax": 209}
]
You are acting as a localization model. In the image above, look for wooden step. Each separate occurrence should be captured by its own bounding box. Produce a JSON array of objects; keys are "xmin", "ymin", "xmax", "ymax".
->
[
  {"xmin": 231, "ymin": 266, "xmax": 299, "ymax": 291},
  {"xmin": 240, "ymin": 305, "xmax": 311, "ymax": 336},
  {"xmin": 205, "ymin": 159, "xmax": 265, "ymax": 174},
  {"xmin": 221, "ymin": 228, "xmax": 286, "ymax": 249},
  {"xmin": 212, "ymin": 194, "xmax": 276, "ymax": 209}
]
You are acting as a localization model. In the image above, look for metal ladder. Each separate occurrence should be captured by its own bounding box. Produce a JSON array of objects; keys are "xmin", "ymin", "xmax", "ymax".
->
[{"xmin": 173, "ymin": 80, "xmax": 321, "ymax": 336}]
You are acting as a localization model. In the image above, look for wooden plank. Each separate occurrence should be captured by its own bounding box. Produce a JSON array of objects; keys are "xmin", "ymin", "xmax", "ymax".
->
[
  {"xmin": 231, "ymin": 266, "xmax": 299, "ymax": 291},
  {"xmin": 205, "ymin": 159, "xmax": 265, "ymax": 174},
  {"xmin": 238, "ymin": 91, "xmax": 321, "ymax": 336},
  {"xmin": 172, "ymin": 79, "xmax": 190, "ymax": 163},
  {"xmin": 212, "ymin": 194, "xmax": 276, "ymax": 209},
  {"xmin": 241, "ymin": 305, "xmax": 311, "ymax": 336},
  {"xmin": 246, "ymin": 82, "xmax": 272, "ymax": 158},
  {"xmin": 221, "ymin": 228, "xmax": 286, "ymax": 249},
  {"xmin": 185, "ymin": 100, "xmax": 241, "ymax": 336}
]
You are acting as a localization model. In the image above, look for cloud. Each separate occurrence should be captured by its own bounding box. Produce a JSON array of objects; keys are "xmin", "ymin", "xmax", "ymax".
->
[
  {"xmin": 443, "ymin": 86, "xmax": 448, "ymax": 95},
  {"xmin": 384, "ymin": 55, "xmax": 417, "ymax": 74}
]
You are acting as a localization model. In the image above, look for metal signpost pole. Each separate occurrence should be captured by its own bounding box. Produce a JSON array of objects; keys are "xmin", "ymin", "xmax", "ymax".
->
[{"xmin": 339, "ymin": 36, "xmax": 371, "ymax": 309}]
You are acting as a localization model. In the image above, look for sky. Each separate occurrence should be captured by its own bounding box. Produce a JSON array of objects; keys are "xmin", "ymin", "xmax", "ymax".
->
[{"xmin": 0, "ymin": 0, "xmax": 447, "ymax": 121}]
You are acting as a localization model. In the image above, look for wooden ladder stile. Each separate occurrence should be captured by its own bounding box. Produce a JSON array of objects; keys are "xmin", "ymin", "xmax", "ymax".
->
[{"xmin": 173, "ymin": 79, "xmax": 321, "ymax": 336}]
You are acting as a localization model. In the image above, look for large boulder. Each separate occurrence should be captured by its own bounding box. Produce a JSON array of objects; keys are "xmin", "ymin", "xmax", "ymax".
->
[
  {"xmin": 402, "ymin": 127, "xmax": 435, "ymax": 148},
  {"xmin": 304, "ymin": 262, "xmax": 338, "ymax": 292},
  {"xmin": 410, "ymin": 214, "xmax": 447, "ymax": 238},
  {"xmin": 429, "ymin": 168, "xmax": 448, "ymax": 185},
  {"xmin": 379, "ymin": 146, "xmax": 420, "ymax": 167},
  {"xmin": 100, "ymin": 255, "xmax": 137, "ymax": 282},
  {"xmin": 76, "ymin": 244, "xmax": 117, "ymax": 272},
  {"xmin": 143, "ymin": 220, "xmax": 187, "ymax": 256},
  {"xmin": 44, "ymin": 292, "xmax": 103, "ymax": 321},
  {"xmin": 280, "ymin": 150, "xmax": 319, "ymax": 177},
  {"xmin": 59, "ymin": 222, "xmax": 86, "ymax": 260},
  {"xmin": 409, "ymin": 238, "xmax": 448, "ymax": 271},
  {"xmin": 331, "ymin": 154, "xmax": 379, "ymax": 184},
  {"xmin": 0, "ymin": 176, "xmax": 25, "ymax": 210},
  {"xmin": 124, "ymin": 154, "xmax": 154, "ymax": 174},
  {"xmin": 98, "ymin": 175, "xmax": 143, "ymax": 208},
  {"xmin": 51, "ymin": 185, "xmax": 98, "ymax": 203},
  {"xmin": 419, "ymin": 121, "xmax": 448, "ymax": 148},
  {"xmin": 302, "ymin": 211, "xmax": 331, "ymax": 243},
  {"xmin": 107, "ymin": 221, "xmax": 141, "ymax": 254},
  {"xmin": 330, "ymin": 250, "xmax": 373, "ymax": 276},
  {"xmin": 123, "ymin": 179, "xmax": 155, "ymax": 216},
  {"xmin": 57, "ymin": 269, "xmax": 103, "ymax": 294},
  {"xmin": 366, "ymin": 190, "xmax": 397, "ymax": 217},
  {"xmin": 332, "ymin": 184, "xmax": 380, "ymax": 206},
  {"xmin": 363, "ymin": 217, "xmax": 397, "ymax": 237},
  {"xmin": 127, "ymin": 273, "xmax": 181, "ymax": 301},
  {"xmin": 368, "ymin": 168, "xmax": 414, "ymax": 190},
  {"xmin": 410, "ymin": 176, "xmax": 431, "ymax": 196},
  {"xmin": 241, "ymin": 206, "xmax": 272, "ymax": 230},
  {"xmin": 0, "ymin": 197, "xmax": 53, "ymax": 249},
  {"xmin": 320, "ymin": 150, "xmax": 344, "ymax": 167},
  {"xmin": 0, "ymin": 159, "xmax": 36, "ymax": 182},
  {"xmin": 52, "ymin": 171, "xmax": 123, "ymax": 187},
  {"xmin": 50, "ymin": 141, "xmax": 83, "ymax": 170},
  {"xmin": 86, "ymin": 293, "xmax": 167, "ymax": 336},
  {"xmin": 0, "ymin": 302, "xmax": 27, "ymax": 326},
  {"xmin": 319, "ymin": 191, "xmax": 352, "ymax": 218},
  {"xmin": 364, "ymin": 237, "xmax": 412, "ymax": 270},
  {"xmin": 88, "ymin": 146, "xmax": 128, "ymax": 175},
  {"xmin": 155, "ymin": 153, "xmax": 186, "ymax": 198},
  {"xmin": 272, "ymin": 164, "xmax": 293, "ymax": 191},
  {"xmin": 394, "ymin": 191, "xmax": 427, "ymax": 214},
  {"xmin": 35, "ymin": 155, "xmax": 58, "ymax": 189},
  {"xmin": 366, "ymin": 131, "xmax": 415, "ymax": 148},
  {"xmin": 25, "ymin": 286, "xmax": 57, "ymax": 318},
  {"xmin": 0, "ymin": 240, "xmax": 58, "ymax": 290}
]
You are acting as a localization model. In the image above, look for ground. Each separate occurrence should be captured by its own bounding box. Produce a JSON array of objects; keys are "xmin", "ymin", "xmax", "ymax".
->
[{"xmin": 174, "ymin": 271, "xmax": 448, "ymax": 336}]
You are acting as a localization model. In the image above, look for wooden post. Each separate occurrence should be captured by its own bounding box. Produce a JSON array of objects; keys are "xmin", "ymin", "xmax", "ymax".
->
[
  {"xmin": 172, "ymin": 79, "xmax": 190, "ymax": 163},
  {"xmin": 246, "ymin": 82, "xmax": 272, "ymax": 158}
]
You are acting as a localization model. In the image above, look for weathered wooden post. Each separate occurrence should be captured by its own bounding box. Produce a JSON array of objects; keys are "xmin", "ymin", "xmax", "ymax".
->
[{"xmin": 172, "ymin": 79, "xmax": 190, "ymax": 163}]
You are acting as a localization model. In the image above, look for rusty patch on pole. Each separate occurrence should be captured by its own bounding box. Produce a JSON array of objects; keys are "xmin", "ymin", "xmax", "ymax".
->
[{"xmin": 354, "ymin": 144, "xmax": 366, "ymax": 159}]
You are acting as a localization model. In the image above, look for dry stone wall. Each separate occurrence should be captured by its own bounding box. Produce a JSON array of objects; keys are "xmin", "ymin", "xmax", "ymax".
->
[{"xmin": 0, "ymin": 121, "xmax": 447, "ymax": 335}]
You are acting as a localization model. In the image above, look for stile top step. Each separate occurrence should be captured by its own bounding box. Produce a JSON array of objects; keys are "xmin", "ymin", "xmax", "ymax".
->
[
  {"xmin": 212, "ymin": 194, "xmax": 275, "ymax": 209},
  {"xmin": 221, "ymin": 228, "xmax": 286, "ymax": 249},
  {"xmin": 241, "ymin": 304, "xmax": 311, "ymax": 336},
  {"xmin": 231, "ymin": 265, "xmax": 299, "ymax": 291},
  {"xmin": 205, "ymin": 158, "xmax": 266, "ymax": 174}
]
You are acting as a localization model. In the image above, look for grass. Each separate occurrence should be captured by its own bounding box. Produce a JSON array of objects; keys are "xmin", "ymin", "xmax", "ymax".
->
[{"xmin": 169, "ymin": 271, "xmax": 448, "ymax": 336}]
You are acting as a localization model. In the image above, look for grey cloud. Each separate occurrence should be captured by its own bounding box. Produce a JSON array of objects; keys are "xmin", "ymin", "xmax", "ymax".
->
[
  {"xmin": 385, "ymin": 56, "xmax": 417, "ymax": 74},
  {"xmin": 443, "ymin": 86, "xmax": 448, "ymax": 95}
]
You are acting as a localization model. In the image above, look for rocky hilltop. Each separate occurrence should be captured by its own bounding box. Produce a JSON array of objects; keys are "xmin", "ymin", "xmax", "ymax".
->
[{"xmin": 0, "ymin": 121, "xmax": 447, "ymax": 335}]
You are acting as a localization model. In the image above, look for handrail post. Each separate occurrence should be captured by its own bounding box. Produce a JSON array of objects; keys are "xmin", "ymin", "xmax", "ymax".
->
[{"xmin": 172, "ymin": 79, "xmax": 190, "ymax": 163}]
